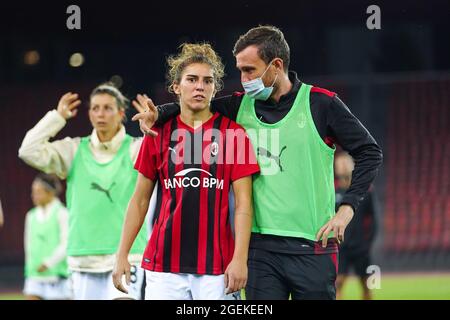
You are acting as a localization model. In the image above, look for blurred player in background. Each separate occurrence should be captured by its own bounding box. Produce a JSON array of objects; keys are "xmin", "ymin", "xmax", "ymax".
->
[
  {"xmin": 23, "ymin": 173, "xmax": 71, "ymax": 300},
  {"xmin": 335, "ymin": 152, "xmax": 378, "ymax": 300},
  {"xmin": 18, "ymin": 83, "xmax": 149, "ymax": 300},
  {"xmin": 113, "ymin": 43, "xmax": 259, "ymax": 300}
]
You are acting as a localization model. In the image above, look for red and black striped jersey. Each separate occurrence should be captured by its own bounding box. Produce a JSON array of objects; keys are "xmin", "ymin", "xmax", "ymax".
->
[{"xmin": 135, "ymin": 112, "xmax": 260, "ymax": 275}]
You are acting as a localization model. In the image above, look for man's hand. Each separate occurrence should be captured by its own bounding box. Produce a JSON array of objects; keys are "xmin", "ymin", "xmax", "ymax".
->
[
  {"xmin": 316, "ymin": 204, "xmax": 354, "ymax": 248},
  {"xmin": 112, "ymin": 256, "xmax": 131, "ymax": 294},
  {"xmin": 57, "ymin": 92, "xmax": 81, "ymax": 120},
  {"xmin": 131, "ymin": 94, "xmax": 159, "ymax": 137},
  {"xmin": 37, "ymin": 264, "xmax": 48, "ymax": 273},
  {"xmin": 224, "ymin": 258, "xmax": 248, "ymax": 294}
]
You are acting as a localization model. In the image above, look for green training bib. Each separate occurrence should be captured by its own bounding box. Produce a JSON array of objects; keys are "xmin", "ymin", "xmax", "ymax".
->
[
  {"xmin": 66, "ymin": 135, "xmax": 148, "ymax": 256},
  {"xmin": 236, "ymin": 84, "xmax": 336, "ymax": 240}
]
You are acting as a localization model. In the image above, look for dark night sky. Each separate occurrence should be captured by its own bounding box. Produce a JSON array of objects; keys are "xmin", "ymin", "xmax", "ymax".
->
[{"xmin": 0, "ymin": 0, "xmax": 449, "ymax": 89}]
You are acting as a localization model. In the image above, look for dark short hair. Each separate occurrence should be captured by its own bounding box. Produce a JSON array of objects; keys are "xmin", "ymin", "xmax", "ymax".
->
[
  {"xmin": 233, "ymin": 25, "xmax": 290, "ymax": 72},
  {"xmin": 34, "ymin": 173, "xmax": 62, "ymax": 196}
]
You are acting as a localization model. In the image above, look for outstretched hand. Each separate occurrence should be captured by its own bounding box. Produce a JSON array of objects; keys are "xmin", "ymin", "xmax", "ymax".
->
[{"xmin": 131, "ymin": 94, "xmax": 159, "ymax": 137}]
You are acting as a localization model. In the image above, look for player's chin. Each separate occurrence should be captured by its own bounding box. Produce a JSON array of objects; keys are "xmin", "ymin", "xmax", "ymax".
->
[
  {"xmin": 187, "ymin": 102, "xmax": 210, "ymax": 112},
  {"xmin": 94, "ymin": 124, "xmax": 112, "ymax": 133}
]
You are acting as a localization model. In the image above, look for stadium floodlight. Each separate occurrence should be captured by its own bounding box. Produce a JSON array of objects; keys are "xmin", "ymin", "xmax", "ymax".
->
[
  {"xmin": 24, "ymin": 50, "xmax": 40, "ymax": 66},
  {"xmin": 69, "ymin": 53, "xmax": 84, "ymax": 67}
]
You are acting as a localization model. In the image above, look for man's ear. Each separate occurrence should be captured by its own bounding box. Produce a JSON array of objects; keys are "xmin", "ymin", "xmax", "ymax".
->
[{"xmin": 274, "ymin": 58, "xmax": 284, "ymax": 71}]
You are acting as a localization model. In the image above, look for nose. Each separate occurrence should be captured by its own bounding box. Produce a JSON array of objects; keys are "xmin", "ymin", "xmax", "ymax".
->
[
  {"xmin": 241, "ymin": 74, "xmax": 251, "ymax": 83},
  {"xmin": 195, "ymin": 81, "xmax": 205, "ymax": 91},
  {"xmin": 96, "ymin": 108, "xmax": 106, "ymax": 117}
]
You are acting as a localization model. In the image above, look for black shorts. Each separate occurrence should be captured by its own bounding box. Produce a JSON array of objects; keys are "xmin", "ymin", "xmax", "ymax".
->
[
  {"xmin": 338, "ymin": 249, "xmax": 371, "ymax": 278},
  {"xmin": 245, "ymin": 248, "xmax": 338, "ymax": 300}
]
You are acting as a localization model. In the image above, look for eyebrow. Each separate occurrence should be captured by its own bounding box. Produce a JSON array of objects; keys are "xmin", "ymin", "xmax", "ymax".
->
[
  {"xmin": 90, "ymin": 103, "xmax": 112, "ymax": 108},
  {"xmin": 238, "ymin": 65, "xmax": 256, "ymax": 71},
  {"xmin": 185, "ymin": 74, "xmax": 214, "ymax": 79}
]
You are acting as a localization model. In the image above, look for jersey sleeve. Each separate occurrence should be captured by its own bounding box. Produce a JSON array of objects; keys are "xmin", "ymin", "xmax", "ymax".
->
[
  {"xmin": 134, "ymin": 135, "xmax": 158, "ymax": 181},
  {"xmin": 228, "ymin": 123, "xmax": 260, "ymax": 181}
]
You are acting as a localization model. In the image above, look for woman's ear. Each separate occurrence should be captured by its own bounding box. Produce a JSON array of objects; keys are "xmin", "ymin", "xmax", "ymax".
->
[
  {"xmin": 172, "ymin": 82, "xmax": 180, "ymax": 95},
  {"xmin": 119, "ymin": 109, "xmax": 126, "ymax": 121}
]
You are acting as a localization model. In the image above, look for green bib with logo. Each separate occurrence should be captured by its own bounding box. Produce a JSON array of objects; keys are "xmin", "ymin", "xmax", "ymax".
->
[
  {"xmin": 236, "ymin": 84, "xmax": 336, "ymax": 240},
  {"xmin": 25, "ymin": 203, "xmax": 69, "ymax": 278},
  {"xmin": 66, "ymin": 135, "xmax": 147, "ymax": 255}
]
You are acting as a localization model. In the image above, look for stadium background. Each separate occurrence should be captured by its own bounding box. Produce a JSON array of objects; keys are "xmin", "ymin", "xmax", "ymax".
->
[{"xmin": 0, "ymin": 0, "xmax": 449, "ymax": 299}]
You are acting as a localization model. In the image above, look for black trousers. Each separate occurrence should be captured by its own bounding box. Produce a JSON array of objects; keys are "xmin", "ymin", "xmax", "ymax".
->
[
  {"xmin": 338, "ymin": 248, "xmax": 371, "ymax": 278},
  {"xmin": 245, "ymin": 248, "xmax": 338, "ymax": 300}
]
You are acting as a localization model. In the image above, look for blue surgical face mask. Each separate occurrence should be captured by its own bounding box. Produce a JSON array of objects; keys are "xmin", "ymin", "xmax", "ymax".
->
[{"xmin": 242, "ymin": 61, "xmax": 278, "ymax": 101}]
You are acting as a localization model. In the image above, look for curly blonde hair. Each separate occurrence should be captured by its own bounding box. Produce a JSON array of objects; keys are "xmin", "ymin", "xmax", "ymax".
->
[{"xmin": 166, "ymin": 43, "xmax": 225, "ymax": 94}]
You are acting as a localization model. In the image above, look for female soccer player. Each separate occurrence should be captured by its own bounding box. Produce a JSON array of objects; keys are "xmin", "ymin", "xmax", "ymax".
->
[
  {"xmin": 23, "ymin": 174, "xmax": 71, "ymax": 300},
  {"xmin": 19, "ymin": 83, "xmax": 149, "ymax": 299},
  {"xmin": 113, "ymin": 43, "xmax": 260, "ymax": 300}
]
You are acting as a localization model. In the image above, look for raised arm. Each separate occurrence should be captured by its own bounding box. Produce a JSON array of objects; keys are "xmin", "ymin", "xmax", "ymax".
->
[{"xmin": 18, "ymin": 93, "xmax": 82, "ymax": 179}]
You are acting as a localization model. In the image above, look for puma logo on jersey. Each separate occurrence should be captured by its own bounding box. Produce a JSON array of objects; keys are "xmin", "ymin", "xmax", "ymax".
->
[
  {"xmin": 91, "ymin": 182, "xmax": 116, "ymax": 203},
  {"xmin": 37, "ymin": 234, "xmax": 46, "ymax": 241},
  {"xmin": 257, "ymin": 146, "xmax": 287, "ymax": 172}
]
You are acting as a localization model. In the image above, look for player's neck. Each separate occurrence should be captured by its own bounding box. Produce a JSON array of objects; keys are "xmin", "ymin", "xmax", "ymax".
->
[
  {"xmin": 270, "ymin": 72, "xmax": 292, "ymax": 103},
  {"xmin": 96, "ymin": 126, "xmax": 120, "ymax": 142},
  {"xmin": 38, "ymin": 197, "xmax": 54, "ymax": 210},
  {"xmin": 179, "ymin": 106, "xmax": 213, "ymax": 129}
]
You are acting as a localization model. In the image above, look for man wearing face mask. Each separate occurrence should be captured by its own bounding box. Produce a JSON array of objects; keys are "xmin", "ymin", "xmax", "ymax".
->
[{"xmin": 135, "ymin": 25, "xmax": 383, "ymax": 300}]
